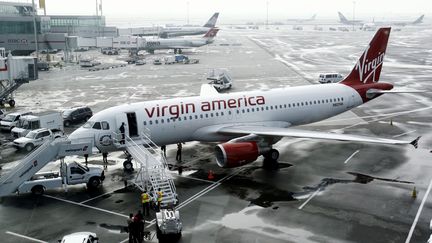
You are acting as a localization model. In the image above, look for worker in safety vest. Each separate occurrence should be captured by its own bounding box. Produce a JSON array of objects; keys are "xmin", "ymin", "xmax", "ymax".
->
[
  {"xmin": 141, "ymin": 191, "xmax": 150, "ymax": 216},
  {"xmin": 157, "ymin": 189, "xmax": 163, "ymax": 211}
]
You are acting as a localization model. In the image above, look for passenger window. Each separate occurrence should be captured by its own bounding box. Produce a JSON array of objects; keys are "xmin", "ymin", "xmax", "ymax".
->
[
  {"xmin": 190, "ymin": 116, "xmax": 193, "ymax": 120},
  {"xmin": 161, "ymin": 119, "xmax": 164, "ymax": 124},
  {"xmin": 200, "ymin": 114, "xmax": 204, "ymax": 118},
  {"xmin": 93, "ymin": 122, "xmax": 101, "ymax": 130},
  {"xmin": 178, "ymin": 117, "xmax": 182, "ymax": 121},
  {"xmin": 242, "ymin": 110, "xmax": 245, "ymax": 113},
  {"xmin": 195, "ymin": 115, "xmax": 198, "ymax": 119},
  {"xmin": 284, "ymin": 104, "xmax": 287, "ymax": 108},
  {"xmin": 101, "ymin": 122, "xmax": 110, "ymax": 130},
  {"xmin": 228, "ymin": 111, "xmax": 231, "ymax": 115},
  {"xmin": 167, "ymin": 118, "xmax": 170, "ymax": 123},
  {"xmin": 205, "ymin": 114, "xmax": 208, "ymax": 118},
  {"xmin": 221, "ymin": 112, "xmax": 224, "ymax": 116},
  {"xmin": 216, "ymin": 112, "xmax": 219, "ymax": 116},
  {"xmin": 150, "ymin": 121, "xmax": 153, "ymax": 125},
  {"xmin": 144, "ymin": 121, "xmax": 147, "ymax": 126},
  {"xmin": 210, "ymin": 113, "xmax": 214, "ymax": 117},
  {"xmin": 247, "ymin": 109, "xmax": 250, "ymax": 112},
  {"xmin": 184, "ymin": 116, "xmax": 187, "ymax": 120}
]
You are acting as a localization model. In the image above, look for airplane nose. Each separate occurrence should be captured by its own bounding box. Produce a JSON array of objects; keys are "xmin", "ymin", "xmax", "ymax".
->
[{"xmin": 68, "ymin": 127, "xmax": 93, "ymax": 143}]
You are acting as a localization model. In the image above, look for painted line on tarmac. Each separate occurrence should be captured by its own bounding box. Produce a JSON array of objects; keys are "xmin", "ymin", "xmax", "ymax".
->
[
  {"xmin": 405, "ymin": 178, "xmax": 432, "ymax": 243},
  {"xmin": 5, "ymin": 231, "xmax": 48, "ymax": 243},
  {"xmin": 79, "ymin": 187, "xmax": 123, "ymax": 204},
  {"xmin": 176, "ymin": 174, "xmax": 218, "ymax": 184},
  {"xmin": 43, "ymin": 194, "xmax": 129, "ymax": 218},
  {"xmin": 344, "ymin": 150, "xmax": 360, "ymax": 164},
  {"xmin": 393, "ymin": 130, "xmax": 417, "ymax": 138},
  {"xmin": 176, "ymin": 167, "xmax": 245, "ymax": 210},
  {"xmin": 298, "ymin": 189, "xmax": 320, "ymax": 210}
]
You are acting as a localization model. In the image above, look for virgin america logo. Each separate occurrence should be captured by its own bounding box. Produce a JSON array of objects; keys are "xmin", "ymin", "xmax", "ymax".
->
[{"xmin": 355, "ymin": 45, "xmax": 385, "ymax": 83}]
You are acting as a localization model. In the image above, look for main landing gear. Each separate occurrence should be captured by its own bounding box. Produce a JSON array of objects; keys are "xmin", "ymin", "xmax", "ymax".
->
[
  {"xmin": 262, "ymin": 149, "xmax": 279, "ymax": 170},
  {"xmin": 123, "ymin": 151, "xmax": 134, "ymax": 172}
]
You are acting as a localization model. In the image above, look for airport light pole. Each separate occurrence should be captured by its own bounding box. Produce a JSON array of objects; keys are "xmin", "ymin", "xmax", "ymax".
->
[
  {"xmin": 32, "ymin": 0, "xmax": 38, "ymax": 60},
  {"xmin": 352, "ymin": 1, "xmax": 356, "ymax": 31},
  {"xmin": 187, "ymin": 1, "xmax": 190, "ymax": 25},
  {"xmin": 266, "ymin": 1, "xmax": 269, "ymax": 29}
]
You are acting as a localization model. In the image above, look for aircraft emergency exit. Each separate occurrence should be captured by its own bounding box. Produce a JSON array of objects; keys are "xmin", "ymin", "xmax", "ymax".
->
[{"xmin": 69, "ymin": 27, "xmax": 421, "ymax": 168}]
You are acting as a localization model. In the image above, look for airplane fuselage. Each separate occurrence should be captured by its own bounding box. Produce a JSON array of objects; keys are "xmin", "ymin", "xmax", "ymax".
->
[{"xmin": 71, "ymin": 83, "xmax": 364, "ymax": 152}]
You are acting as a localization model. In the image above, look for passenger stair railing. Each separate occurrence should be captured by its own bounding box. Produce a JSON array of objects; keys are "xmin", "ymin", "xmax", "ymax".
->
[{"xmin": 119, "ymin": 132, "xmax": 177, "ymax": 207}]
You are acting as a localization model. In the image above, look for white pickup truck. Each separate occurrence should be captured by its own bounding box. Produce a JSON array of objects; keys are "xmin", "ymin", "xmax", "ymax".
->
[
  {"xmin": 13, "ymin": 128, "xmax": 63, "ymax": 151},
  {"xmin": 0, "ymin": 111, "xmax": 32, "ymax": 132},
  {"xmin": 18, "ymin": 162, "xmax": 105, "ymax": 195}
]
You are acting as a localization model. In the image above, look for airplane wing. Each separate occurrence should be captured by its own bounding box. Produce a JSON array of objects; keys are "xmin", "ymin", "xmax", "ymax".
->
[{"xmin": 217, "ymin": 125, "xmax": 420, "ymax": 148}]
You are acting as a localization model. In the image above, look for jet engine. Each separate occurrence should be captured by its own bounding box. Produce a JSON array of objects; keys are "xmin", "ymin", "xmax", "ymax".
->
[{"xmin": 215, "ymin": 142, "xmax": 260, "ymax": 168}]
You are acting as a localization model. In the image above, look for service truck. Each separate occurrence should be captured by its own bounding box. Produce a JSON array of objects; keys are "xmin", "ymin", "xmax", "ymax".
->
[
  {"xmin": 17, "ymin": 161, "xmax": 105, "ymax": 195},
  {"xmin": 11, "ymin": 111, "xmax": 63, "ymax": 138},
  {"xmin": 0, "ymin": 111, "xmax": 32, "ymax": 132},
  {"xmin": 156, "ymin": 209, "xmax": 182, "ymax": 241}
]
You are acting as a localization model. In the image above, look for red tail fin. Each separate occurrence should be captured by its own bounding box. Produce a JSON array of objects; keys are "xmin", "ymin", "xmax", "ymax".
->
[
  {"xmin": 342, "ymin": 27, "xmax": 391, "ymax": 85},
  {"xmin": 203, "ymin": 28, "xmax": 219, "ymax": 38}
]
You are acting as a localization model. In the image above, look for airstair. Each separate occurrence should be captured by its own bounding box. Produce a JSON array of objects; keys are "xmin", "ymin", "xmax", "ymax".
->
[
  {"xmin": 0, "ymin": 137, "xmax": 92, "ymax": 197},
  {"xmin": 120, "ymin": 132, "xmax": 178, "ymax": 207}
]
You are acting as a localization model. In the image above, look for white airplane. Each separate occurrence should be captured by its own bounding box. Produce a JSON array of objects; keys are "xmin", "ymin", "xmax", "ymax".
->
[
  {"xmin": 69, "ymin": 27, "xmax": 421, "ymax": 169},
  {"xmin": 143, "ymin": 27, "xmax": 219, "ymax": 54},
  {"xmin": 338, "ymin": 12, "xmax": 425, "ymax": 27},
  {"xmin": 287, "ymin": 14, "xmax": 317, "ymax": 23},
  {"xmin": 159, "ymin": 12, "xmax": 220, "ymax": 38}
]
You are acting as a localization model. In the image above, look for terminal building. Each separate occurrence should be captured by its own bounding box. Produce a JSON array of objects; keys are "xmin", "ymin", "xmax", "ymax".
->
[{"xmin": 0, "ymin": 1, "xmax": 117, "ymax": 55}]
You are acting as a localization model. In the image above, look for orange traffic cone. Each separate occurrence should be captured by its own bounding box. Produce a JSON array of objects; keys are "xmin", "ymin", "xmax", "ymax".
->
[
  {"xmin": 208, "ymin": 170, "xmax": 215, "ymax": 180},
  {"xmin": 412, "ymin": 187, "xmax": 417, "ymax": 199}
]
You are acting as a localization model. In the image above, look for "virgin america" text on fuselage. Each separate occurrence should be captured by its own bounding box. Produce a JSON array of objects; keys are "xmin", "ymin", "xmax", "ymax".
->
[{"xmin": 144, "ymin": 95, "xmax": 266, "ymax": 118}]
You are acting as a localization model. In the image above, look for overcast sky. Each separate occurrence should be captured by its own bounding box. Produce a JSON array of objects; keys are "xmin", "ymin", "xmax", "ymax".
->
[{"xmin": 12, "ymin": 0, "xmax": 432, "ymax": 24}]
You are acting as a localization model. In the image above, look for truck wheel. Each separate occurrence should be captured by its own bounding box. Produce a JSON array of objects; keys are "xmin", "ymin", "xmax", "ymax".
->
[
  {"xmin": 31, "ymin": 185, "xmax": 45, "ymax": 195},
  {"xmin": 87, "ymin": 177, "xmax": 101, "ymax": 189},
  {"xmin": 123, "ymin": 161, "xmax": 133, "ymax": 171},
  {"xmin": 64, "ymin": 120, "xmax": 71, "ymax": 127},
  {"xmin": 25, "ymin": 143, "xmax": 34, "ymax": 152},
  {"xmin": 8, "ymin": 99, "xmax": 15, "ymax": 107}
]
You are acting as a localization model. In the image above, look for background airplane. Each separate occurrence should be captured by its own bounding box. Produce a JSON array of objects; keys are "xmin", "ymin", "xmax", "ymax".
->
[
  {"xmin": 287, "ymin": 14, "xmax": 317, "ymax": 23},
  {"xmin": 69, "ymin": 27, "xmax": 420, "ymax": 169},
  {"xmin": 159, "ymin": 12, "xmax": 219, "ymax": 38},
  {"xmin": 143, "ymin": 27, "xmax": 219, "ymax": 54},
  {"xmin": 338, "ymin": 12, "xmax": 424, "ymax": 27}
]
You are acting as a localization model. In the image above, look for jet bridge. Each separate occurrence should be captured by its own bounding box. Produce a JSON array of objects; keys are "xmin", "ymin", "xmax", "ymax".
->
[{"xmin": 0, "ymin": 137, "xmax": 92, "ymax": 197}]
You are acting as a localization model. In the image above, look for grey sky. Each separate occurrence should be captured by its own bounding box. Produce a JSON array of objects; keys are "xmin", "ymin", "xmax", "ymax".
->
[{"xmin": 13, "ymin": 0, "xmax": 432, "ymax": 23}]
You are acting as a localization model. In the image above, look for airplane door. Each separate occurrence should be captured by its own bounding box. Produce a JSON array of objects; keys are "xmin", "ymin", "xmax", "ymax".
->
[
  {"xmin": 126, "ymin": 112, "xmax": 138, "ymax": 137},
  {"xmin": 116, "ymin": 113, "xmax": 129, "ymax": 137},
  {"xmin": 347, "ymin": 94, "xmax": 355, "ymax": 109}
]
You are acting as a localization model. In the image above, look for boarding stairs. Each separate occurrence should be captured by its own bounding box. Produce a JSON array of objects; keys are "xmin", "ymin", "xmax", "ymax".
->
[
  {"xmin": 121, "ymin": 132, "xmax": 178, "ymax": 207},
  {"xmin": 0, "ymin": 137, "xmax": 93, "ymax": 197},
  {"xmin": 0, "ymin": 78, "xmax": 29, "ymax": 103}
]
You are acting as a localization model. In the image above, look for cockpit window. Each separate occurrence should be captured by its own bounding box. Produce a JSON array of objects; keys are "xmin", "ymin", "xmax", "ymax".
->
[
  {"xmin": 83, "ymin": 121, "xmax": 94, "ymax": 128},
  {"xmin": 101, "ymin": 121, "xmax": 110, "ymax": 130},
  {"xmin": 93, "ymin": 122, "xmax": 101, "ymax": 130}
]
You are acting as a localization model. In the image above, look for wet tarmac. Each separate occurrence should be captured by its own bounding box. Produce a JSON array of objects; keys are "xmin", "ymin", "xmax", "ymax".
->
[{"xmin": 1, "ymin": 25, "xmax": 432, "ymax": 242}]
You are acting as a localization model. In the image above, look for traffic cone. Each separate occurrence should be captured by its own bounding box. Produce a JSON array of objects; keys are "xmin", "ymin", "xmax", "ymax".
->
[
  {"xmin": 412, "ymin": 187, "xmax": 417, "ymax": 199},
  {"xmin": 207, "ymin": 170, "xmax": 215, "ymax": 180}
]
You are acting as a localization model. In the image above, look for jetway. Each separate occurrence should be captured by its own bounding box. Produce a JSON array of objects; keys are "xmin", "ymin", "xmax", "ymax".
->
[
  {"xmin": 0, "ymin": 137, "xmax": 92, "ymax": 197},
  {"xmin": 69, "ymin": 36, "xmax": 148, "ymax": 50},
  {"xmin": 0, "ymin": 50, "xmax": 37, "ymax": 107}
]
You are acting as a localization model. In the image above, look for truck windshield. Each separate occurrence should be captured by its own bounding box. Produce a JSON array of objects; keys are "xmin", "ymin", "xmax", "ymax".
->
[
  {"xmin": 2, "ymin": 114, "xmax": 17, "ymax": 122},
  {"xmin": 25, "ymin": 131, "xmax": 37, "ymax": 139},
  {"xmin": 76, "ymin": 163, "xmax": 89, "ymax": 172}
]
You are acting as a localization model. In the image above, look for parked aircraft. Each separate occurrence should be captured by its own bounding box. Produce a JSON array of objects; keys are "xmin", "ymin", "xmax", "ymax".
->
[
  {"xmin": 69, "ymin": 28, "xmax": 420, "ymax": 169},
  {"xmin": 338, "ymin": 12, "xmax": 424, "ymax": 27},
  {"xmin": 159, "ymin": 12, "xmax": 219, "ymax": 38},
  {"xmin": 287, "ymin": 14, "xmax": 317, "ymax": 23},
  {"xmin": 143, "ymin": 27, "xmax": 219, "ymax": 54}
]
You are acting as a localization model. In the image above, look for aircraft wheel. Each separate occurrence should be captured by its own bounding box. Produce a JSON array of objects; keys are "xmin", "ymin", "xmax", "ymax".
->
[
  {"xmin": 123, "ymin": 160, "xmax": 133, "ymax": 171},
  {"xmin": 264, "ymin": 149, "xmax": 279, "ymax": 161},
  {"xmin": 8, "ymin": 99, "xmax": 15, "ymax": 107}
]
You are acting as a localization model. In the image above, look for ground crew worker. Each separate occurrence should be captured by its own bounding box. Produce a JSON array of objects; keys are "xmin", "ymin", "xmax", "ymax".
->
[
  {"xmin": 102, "ymin": 152, "xmax": 108, "ymax": 170},
  {"xmin": 161, "ymin": 145, "xmax": 166, "ymax": 158},
  {"xmin": 119, "ymin": 122, "xmax": 126, "ymax": 144},
  {"xmin": 157, "ymin": 189, "xmax": 163, "ymax": 211},
  {"xmin": 176, "ymin": 143, "xmax": 182, "ymax": 162},
  {"xmin": 84, "ymin": 154, "xmax": 88, "ymax": 166},
  {"xmin": 141, "ymin": 191, "xmax": 150, "ymax": 216}
]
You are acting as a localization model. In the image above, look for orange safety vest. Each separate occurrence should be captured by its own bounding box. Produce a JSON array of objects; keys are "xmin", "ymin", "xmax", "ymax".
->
[
  {"xmin": 157, "ymin": 191, "xmax": 163, "ymax": 202},
  {"xmin": 141, "ymin": 193, "xmax": 150, "ymax": 203}
]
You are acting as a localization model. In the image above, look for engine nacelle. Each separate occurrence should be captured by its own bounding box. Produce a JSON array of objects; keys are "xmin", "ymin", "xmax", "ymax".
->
[{"xmin": 215, "ymin": 142, "xmax": 260, "ymax": 168}]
